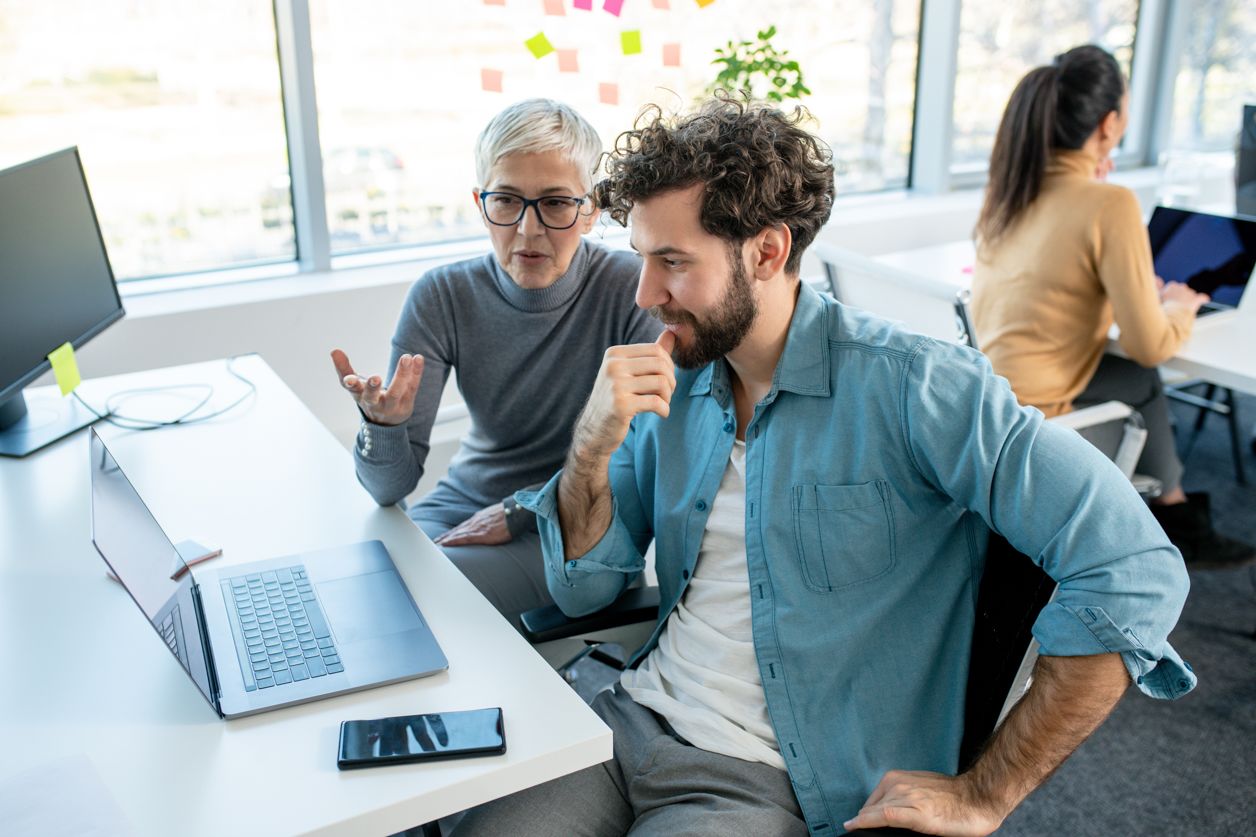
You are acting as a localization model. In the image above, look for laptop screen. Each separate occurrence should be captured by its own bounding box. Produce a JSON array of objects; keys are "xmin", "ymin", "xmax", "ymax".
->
[
  {"xmin": 1148, "ymin": 207, "xmax": 1256, "ymax": 308},
  {"xmin": 90, "ymin": 429, "xmax": 215, "ymax": 707}
]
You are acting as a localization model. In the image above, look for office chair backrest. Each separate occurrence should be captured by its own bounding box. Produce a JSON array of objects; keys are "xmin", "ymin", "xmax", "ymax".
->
[
  {"xmin": 954, "ymin": 288, "xmax": 979, "ymax": 350},
  {"xmin": 812, "ymin": 242, "xmax": 964, "ymax": 342},
  {"xmin": 958, "ymin": 531, "xmax": 1056, "ymax": 770}
]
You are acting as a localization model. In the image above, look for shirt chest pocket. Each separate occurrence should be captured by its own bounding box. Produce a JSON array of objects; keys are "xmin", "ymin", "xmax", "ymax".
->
[{"xmin": 791, "ymin": 481, "xmax": 896, "ymax": 592}]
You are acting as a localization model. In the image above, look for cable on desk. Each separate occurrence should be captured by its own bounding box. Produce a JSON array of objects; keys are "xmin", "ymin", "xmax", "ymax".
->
[{"xmin": 73, "ymin": 356, "xmax": 258, "ymax": 432}]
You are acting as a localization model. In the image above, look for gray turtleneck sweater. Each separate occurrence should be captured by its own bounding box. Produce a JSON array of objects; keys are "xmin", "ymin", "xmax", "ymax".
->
[{"xmin": 354, "ymin": 238, "xmax": 661, "ymax": 529}]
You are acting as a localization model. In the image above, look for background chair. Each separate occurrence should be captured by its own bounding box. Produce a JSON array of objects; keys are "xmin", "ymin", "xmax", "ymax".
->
[{"xmin": 1165, "ymin": 380, "xmax": 1246, "ymax": 485}]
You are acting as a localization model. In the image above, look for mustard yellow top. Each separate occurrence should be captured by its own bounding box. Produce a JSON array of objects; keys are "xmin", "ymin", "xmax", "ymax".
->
[{"xmin": 970, "ymin": 149, "xmax": 1195, "ymax": 417}]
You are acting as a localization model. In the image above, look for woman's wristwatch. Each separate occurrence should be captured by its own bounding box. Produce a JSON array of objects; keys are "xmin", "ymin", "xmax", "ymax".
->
[{"xmin": 502, "ymin": 495, "xmax": 525, "ymax": 537}]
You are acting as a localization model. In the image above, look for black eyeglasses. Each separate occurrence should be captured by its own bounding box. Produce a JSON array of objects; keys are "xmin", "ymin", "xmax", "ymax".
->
[{"xmin": 478, "ymin": 191, "xmax": 594, "ymax": 230}]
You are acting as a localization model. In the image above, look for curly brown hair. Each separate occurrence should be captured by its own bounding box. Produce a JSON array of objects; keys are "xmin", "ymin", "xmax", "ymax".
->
[{"xmin": 597, "ymin": 95, "xmax": 835, "ymax": 276}]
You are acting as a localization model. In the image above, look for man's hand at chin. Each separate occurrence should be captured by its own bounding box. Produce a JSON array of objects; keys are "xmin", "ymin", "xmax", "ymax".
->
[{"xmin": 843, "ymin": 770, "xmax": 1007, "ymax": 837}]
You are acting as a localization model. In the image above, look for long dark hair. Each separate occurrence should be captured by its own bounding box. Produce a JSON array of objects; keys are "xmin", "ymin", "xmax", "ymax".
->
[{"xmin": 976, "ymin": 45, "xmax": 1126, "ymax": 245}]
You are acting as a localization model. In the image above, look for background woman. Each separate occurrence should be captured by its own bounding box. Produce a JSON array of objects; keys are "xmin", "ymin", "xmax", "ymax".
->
[{"xmin": 970, "ymin": 45, "xmax": 1252, "ymax": 568}]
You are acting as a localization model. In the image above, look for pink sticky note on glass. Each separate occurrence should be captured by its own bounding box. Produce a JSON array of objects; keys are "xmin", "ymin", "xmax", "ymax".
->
[
  {"xmin": 598, "ymin": 82, "xmax": 619, "ymax": 105},
  {"xmin": 603, "ymin": 0, "xmax": 625, "ymax": 15},
  {"xmin": 482, "ymin": 0, "xmax": 506, "ymax": 5},
  {"xmin": 652, "ymin": 0, "xmax": 670, "ymax": 7},
  {"xmin": 662, "ymin": 42, "xmax": 681, "ymax": 66},
  {"xmin": 558, "ymin": 49, "xmax": 579, "ymax": 72},
  {"xmin": 574, "ymin": 0, "xmax": 593, "ymax": 9},
  {"xmin": 481, "ymin": 68, "xmax": 504, "ymax": 92},
  {"xmin": 543, "ymin": 0, "xmax": 566, "ymax": 14}
]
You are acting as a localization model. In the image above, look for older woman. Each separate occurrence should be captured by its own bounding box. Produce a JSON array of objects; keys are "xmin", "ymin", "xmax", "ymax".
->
[{"xmin": 331, "ymin": 99, "xmax": 660, "ymax": 629}]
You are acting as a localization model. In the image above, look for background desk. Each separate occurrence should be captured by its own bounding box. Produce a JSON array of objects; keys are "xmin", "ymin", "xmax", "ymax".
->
[
  {"xmin": 0, "ymin": 355, "xmax": 609, "ymax": 836},
  {"xmin": 873, "ymin": 241, "xmax": 1256, "ymax": 397}
]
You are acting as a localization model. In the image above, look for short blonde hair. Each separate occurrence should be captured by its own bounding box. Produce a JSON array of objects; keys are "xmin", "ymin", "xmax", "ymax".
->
[{"xmin": 474, "ymin": 99, "xmax": 603, "ymax": 192}]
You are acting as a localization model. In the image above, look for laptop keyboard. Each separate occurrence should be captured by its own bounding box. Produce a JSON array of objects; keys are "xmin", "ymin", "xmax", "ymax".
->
[{"xmin": 221, "ymin": 566, "xmax": 343, "ymax": 692}]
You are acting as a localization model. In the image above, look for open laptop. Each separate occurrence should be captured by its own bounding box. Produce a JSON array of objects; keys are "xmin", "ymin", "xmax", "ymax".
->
[
  {"xmin": 1147, "ymin": 206, "xmax": 1256, "ymax": 326},
  {"xmin": 89, "ymin": 428, "xmax": 448, "ymax": 719}
]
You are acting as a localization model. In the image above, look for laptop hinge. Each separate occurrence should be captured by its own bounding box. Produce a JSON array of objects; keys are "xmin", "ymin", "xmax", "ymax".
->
[{"xmin": 191, "ymin": 582, "xmax": 225, "ymax": 718}]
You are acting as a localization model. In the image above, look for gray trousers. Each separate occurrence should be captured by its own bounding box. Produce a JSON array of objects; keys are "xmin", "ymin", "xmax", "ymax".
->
[
  {"xmin": 410, "ymin": 488, "xmax": 553, "ymax": 633},
  {"xmin": 453, "ymin": 685, "xmax": 808, "ymax": 837},
  {"xmin": 452, "ymin": 683, "xmax": 803, "ymax": 834},
  {"xmin": 1073, "ymin": 354, "xmax": 1185, "ymax": 494}
]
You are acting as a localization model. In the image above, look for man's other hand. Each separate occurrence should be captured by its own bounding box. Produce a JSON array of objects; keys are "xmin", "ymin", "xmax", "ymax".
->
[
  {"xmin": 434, "ymin": 504, "xmax": 511, "ymax": 547},
  {"xmin": 843, "ymin": 770, "xmax": 1006, "ymax": 837}
]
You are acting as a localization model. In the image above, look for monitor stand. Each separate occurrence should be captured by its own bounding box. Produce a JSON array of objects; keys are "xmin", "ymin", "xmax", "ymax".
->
[{"xmin": 0, "ymin": 389, "xmax": 99, "ymax": 457}]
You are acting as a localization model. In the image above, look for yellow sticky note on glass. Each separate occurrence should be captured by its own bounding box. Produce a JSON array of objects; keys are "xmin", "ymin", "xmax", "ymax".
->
[
  {"xmin": 695, "ymin": 0, "xmax": 716, "ymax": 7},
  {"xmin": 47, "ymin": 342, "xmax": 81, "ymax": 396},
  {"xmin": 621, "ymin": 30, "xmax": 642, "ymax": 55},
  {"xmin": 525, "ymin": 32, "xmax": 555, "ymax": 59}
]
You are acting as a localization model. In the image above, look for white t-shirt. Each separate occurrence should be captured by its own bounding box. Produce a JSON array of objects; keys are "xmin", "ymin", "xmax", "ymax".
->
[{"xmin": 620, "ymin": 440, "xmax": 784, "ymax": 769}]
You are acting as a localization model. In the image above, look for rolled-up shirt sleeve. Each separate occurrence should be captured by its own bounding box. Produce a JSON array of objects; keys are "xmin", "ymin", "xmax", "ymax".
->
[
  {"xmin": 515, "ymin": 450, "xmax": 649, "ymax": 618},
  {"xmin": 902, "ymin": 337, "xmax": 1195, "ymax": 700}
]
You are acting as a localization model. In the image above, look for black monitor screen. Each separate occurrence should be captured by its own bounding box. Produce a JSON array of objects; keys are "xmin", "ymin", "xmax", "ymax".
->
[
  {"xmin": 0, "ymin": 148, "xmax": 123, "ymax": 399},
  {"xmin": 1239, "ymin": 105, "xmax": 1256, "ymax": 217},
  {"xmin": 1148, "ymin": 207, "xmax": 1256, "ymax": 308}
]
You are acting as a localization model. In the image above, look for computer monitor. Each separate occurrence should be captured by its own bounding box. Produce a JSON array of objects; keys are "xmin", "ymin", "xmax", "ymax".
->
[
  {"xmin": 0, "ymin": 147, "xmax": 124, "ymax": 457},
  {"xmin": 1238, "ymin": 104, "xmax": 1256, "ymax": 217}
]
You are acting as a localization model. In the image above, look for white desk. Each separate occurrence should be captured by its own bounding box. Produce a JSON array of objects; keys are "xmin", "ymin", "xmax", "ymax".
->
[
  {"xmin": 0, "ymin": 355, "xmax": 610, "ymax": 836},
  {"xmin": 872, "ymin": 241, "xmax": 1256, "ymax": 397}
]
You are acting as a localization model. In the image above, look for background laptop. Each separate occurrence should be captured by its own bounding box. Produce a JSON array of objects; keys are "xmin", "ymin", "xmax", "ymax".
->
[
  {"xmin": 1147, "ymin": 206, "xmax": 1256, "ymax": 323},
  {"xmin": 90, "ymin": 428, "xmax": 448, "ymax": 719}
]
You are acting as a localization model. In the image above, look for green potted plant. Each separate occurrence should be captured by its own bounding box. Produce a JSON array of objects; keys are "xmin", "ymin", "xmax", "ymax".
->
[{"xmin": 705, "ymin": 25, "xmax": 811, "ymax": 103}]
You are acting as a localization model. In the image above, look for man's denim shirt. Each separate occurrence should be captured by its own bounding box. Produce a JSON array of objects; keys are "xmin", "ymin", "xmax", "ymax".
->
[{"xmin": 518, "ymin": 282, "xmax": 1194, "ymax": 835}]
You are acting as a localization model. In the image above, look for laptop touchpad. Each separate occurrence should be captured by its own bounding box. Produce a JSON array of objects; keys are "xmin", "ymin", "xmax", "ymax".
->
[{"xmin": 317, "ymin": 571, "xmax": 421, "ymax": 644}]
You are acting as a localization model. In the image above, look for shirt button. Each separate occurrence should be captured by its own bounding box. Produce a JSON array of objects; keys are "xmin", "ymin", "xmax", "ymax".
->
[
  {"xmin": 722, "ymin": 420, "xmax": 734, "ymax": 433},
  {"xmin": 566, "ymin": 560, "xmax": 577, "ymax": 569},
  {"xmin": 695, "ymin": 500, "xmax": 707, "ymax": 512},
  {"xmin": 682, "ymin": 569, "xmax": 690, "ymax": 580}
]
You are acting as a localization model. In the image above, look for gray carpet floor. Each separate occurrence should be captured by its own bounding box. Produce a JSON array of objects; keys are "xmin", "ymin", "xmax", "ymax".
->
[{"xmin": 569, "ymin": 393, "xmax": 1256, "ymax": 836}]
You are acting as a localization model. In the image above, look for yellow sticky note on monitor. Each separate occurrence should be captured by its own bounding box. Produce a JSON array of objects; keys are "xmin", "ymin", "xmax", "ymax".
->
[
  {"xmin": 525, "ymin": 32, "xmax": 556, "ymax": 59},
  {"xmin": 47, "ymin": 342, "xmax": 81, "ymax": 396},
  {"xmin": 621, "ymin": 30, "xmax": 642, "ymax": 55},
  {"xmin": 695, "ymin": 0, "xmax": 716, "ymax": 7}
]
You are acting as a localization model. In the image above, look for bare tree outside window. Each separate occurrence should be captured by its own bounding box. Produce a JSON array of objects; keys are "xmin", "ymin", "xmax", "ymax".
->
[
  {"xmin": 951, "ymin": 0, "xmax": 1138, "ymax": 170},
  {"xmin": 1170, "ymin": 0, "xmax": 1256, "ymax": 150},
  {"xmin": 0, "ymin": 0, "xmax": 293, "ymax": 281}
]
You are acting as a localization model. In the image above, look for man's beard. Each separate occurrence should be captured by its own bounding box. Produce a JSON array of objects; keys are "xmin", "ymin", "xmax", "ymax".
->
[{"xmin": 650, "ymin": 248, "xmax": 758, "ymax": 369}]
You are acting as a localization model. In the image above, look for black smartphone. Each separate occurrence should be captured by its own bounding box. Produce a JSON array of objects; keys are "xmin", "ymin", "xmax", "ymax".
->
[{"xmin": 337, "ymin": 707, "xmax": 506, "ymax": 770}]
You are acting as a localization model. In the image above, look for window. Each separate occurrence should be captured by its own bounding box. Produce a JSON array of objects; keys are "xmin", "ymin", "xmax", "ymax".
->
[
  {"xmin": 0, "ymin": 0, "xmax": 293, "ymax": 281},
  {"xmin": 1168, "ymin": 0, "xmax": 1256, "ymax": 150},
  {"xmin": 309, "ymin": 0, "xmax": 921, "ymax": 257},
  {"xmin": 951, "ymin": 0, "xmax": 1139, "ymax": 171}
]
